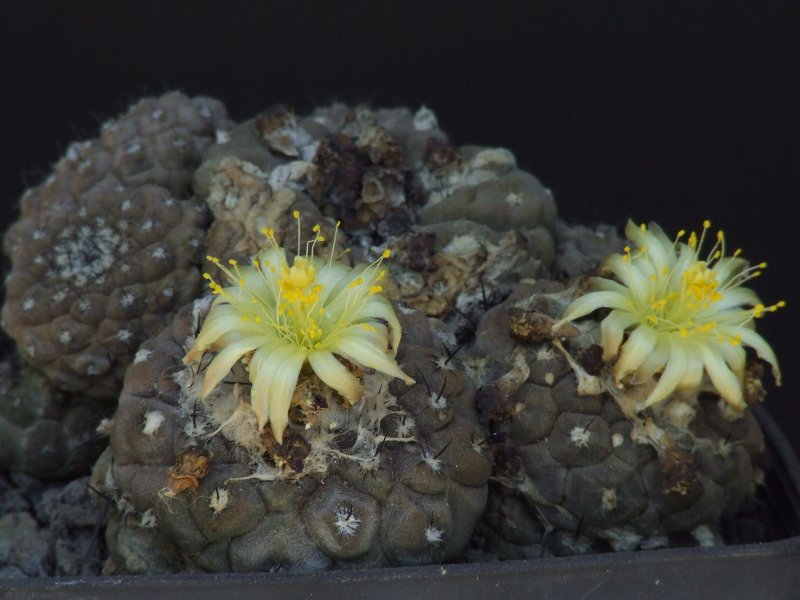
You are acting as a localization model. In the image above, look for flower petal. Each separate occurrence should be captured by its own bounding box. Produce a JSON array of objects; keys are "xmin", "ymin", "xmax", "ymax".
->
[
  {"xmin": 256, "ymin": 247, "xmax": 289, "ymax": 273},
  {"xmin": 308, "ymin": 350, "xmax": 363, "ymax": 404},
  {"xmin": 648, "ymin": 222, "xmax": 675, "ymax": 251},
  {"xmin": 200, "ymin": 335, "xmax": 274, "ymax": 398},
  {"xmin": 313, "ymin": 260, "xmax": 355, "ymax": 303},
  {"xmin": 239, "ymin": 265, "xmax": 279, "ymax": 306},
  {"xmin": 560, "ymin": 290, "xmax": 631, "ymax": 323},
  {"xmin": 633, "ymin": 340, "xmax": 670, "ymax": 383},
  {"xmin": 714, "ymin": 256, "xmax": 748, "ymax": 286},
  {"xmin": 613, "ymin": 325, "xmax": 658, "ymax": 382},
  {"xmin": 640, "ymin": 339, "xmax": 688, "ymax": 408},
  {"xmin": 626, "ymin": 221, "xmax": 670, "ymax": 276},
  {"xmin": 735, "ymin": 327, "xmax": 782, "ymax": 385},
  {"xmin": 336, "ymin": 332, "xmax": 414, "ymax": 385},
  {"xmin": 352, "ymin": 296, "xmax": 403, "ymax": 353},
  {"xmin": 605, "ymin": 254, "xmax": 650, "ymax": 303},
  {"xmin": 184, "ymin": 305, "xmax": 243, "ymax": 362},
  {"xmin": 268, "ymin": 346, "xmax": 307, "ymax": 443},
  {"xmin": 250, "ymin": 343, "xmax": 307, "ymax": 443},
  {"xmin": 677, "ymin": 343, "xmax": 704, "ymax": 389},
  {"xmin": 248, "ymin": 338, "xmax": 296, "ymax": 429},
  {"xmin": 591, "ymin": 277, "xmax": 632, "ymax": 296},
  {"xmin": 600, "ymin": 309, "xmax": 639, "ymax": 361},
  {"xmin": 713, "ymin": 336, "xmax": 746, "ymax": 379},
  {"xmin": 710, "ymin": 287, "xmax": 761, "ymax": 313},
  {"xmin": 624, "ymin": 219, "xmax": 645, "ymax": 244},
  {"xmin": 698, "ymin": 343, "xmax": 744, "ymax": 409}
]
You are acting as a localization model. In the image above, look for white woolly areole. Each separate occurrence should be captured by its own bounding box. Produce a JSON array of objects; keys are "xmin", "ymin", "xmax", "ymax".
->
[
  {"xmin": 601, "ymin": 487, "xmax": 618, "ymax": 512},
  {"xmin": 442, "ymin": 234, "xmax": 482, "ymax": 259},
  {"xmin": 660, "ymin": 397, "xmax": 697, "ymax": 429},
  {"xmin": 570, "ymin": 426, "xmax": 592, "ymax": 448},
  {"xmin": 215, "ymin": 129, "xmax": 231, "ymax": 144},
  {"xmin": 142, "ymin": 410, "xmax": 165, "ymax": 436},
  {"xmin": 469, "ymin": 148, "xmax": 516, "ymax": 170},
  {"xmin": 96, "ymin": 418, "xmax": 114, "ymax": 435},
  {"xmin": 333, "ymin": 506, "xmax": 361, "ymax": 539},
  {"xmin": 692, "ymin": 525, "xmax": 718, "ymax": 548},
  {"xmin": 268, "ymin": 161, "xmax": 313, "ymax": 191},
  {"xmin": 189, "ymin": 296, "xmax": 214, "ymax": 343},
  {"xmin": 599, "ymin": 527, "xmax": 644, "ymax": 552},
  {"xmin": 139, "ymin": 509, "xmax": 158, "ymax": 528},
  {"xmin": 209, "ymin": 487, "xmax": 230, "ymax": 513},
  {"xmin": 425, "ymin": 525, "xmax": 445, "ymax": 545},
  {"xmin": 133, "ymin": 349, "xmax": 153, "ymax": 364}
]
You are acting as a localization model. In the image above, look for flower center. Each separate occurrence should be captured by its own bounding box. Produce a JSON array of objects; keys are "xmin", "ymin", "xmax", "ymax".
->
[
  {"xmin": 681, "ymin": 261, "xmax": 722, "ymax": 306},
  {"xmin": 204, "ymin": 213, "xmax": 392, "ymax": 353},
  {"xmin": 278, "ymin": 257, "xmax": 321, "ymax": 305},
  {"xmin": 645, "ymin": 261, "xmax": 723, "ymax": 334}
]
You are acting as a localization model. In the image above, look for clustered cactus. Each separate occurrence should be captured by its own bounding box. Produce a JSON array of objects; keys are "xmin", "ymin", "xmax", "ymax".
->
[
  {"xmin": 101, "ymin": 297, "xmax": 491, "ymax": 572},
  {"xmin": 471, "ymin": 280, "xmax": 768, "ymax": 556},
  {"xmin": 0, "ymin": 95, "xmax": 785, "ymax": 577}
]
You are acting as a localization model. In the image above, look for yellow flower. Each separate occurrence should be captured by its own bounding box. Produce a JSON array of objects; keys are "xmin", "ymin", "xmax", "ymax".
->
[
  {"xmin": 184, "ymin": 216, "xmax": 414, "ymax": 443},
  {"xmin": 557, "ymin": 220, "xmax": 783, "ymax": 411}
]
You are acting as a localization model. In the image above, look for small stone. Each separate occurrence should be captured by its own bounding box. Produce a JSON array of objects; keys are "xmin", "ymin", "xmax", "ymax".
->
[{"xmin": 0, "ymin": 512, "xmax": 53, "ymax": 577}]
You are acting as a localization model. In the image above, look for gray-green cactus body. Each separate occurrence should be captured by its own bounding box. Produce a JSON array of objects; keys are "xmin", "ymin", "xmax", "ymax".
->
[
  {"xmin": 3, "ymin": 185, "xmax": 208, "ymax": 399},
  {"xmin": 15, "ymin": 92, "xmax": 230, "ymax": 218},
  {"xmin": 0, "ymin": 360, "xmax": 110, "ymax": 478},
  {"xmin": 98, "ymin": 300, "xmax": 490, "ymax": 574},
  {"xmin": 3, "ymin": 93, "xmax": 230, "ymax": 399},
  {"xmin": 470, "ymin": 281, "xmax": 764, "ymax": 556},
  {"xmin": 0, "ymin": 93, "xmax": 230, "ymax": 477}
]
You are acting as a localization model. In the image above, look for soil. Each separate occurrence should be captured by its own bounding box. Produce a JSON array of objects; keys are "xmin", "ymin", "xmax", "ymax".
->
[{"xmin": 0, "ymin": 472, "xmax": 107, "ymax": 578}]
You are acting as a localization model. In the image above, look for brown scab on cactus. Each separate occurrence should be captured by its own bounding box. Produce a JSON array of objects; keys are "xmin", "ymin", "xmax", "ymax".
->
[
  {"xmin": 192, "ymin": 103, "xmax": 560, "ymax": 344},
  {"xmin": 167, "ymin": 448, "xmax": 211, "ymax": 495},
  {"xmin": 256, "ymin": 105, "xmax": 309, "ymax": 158},
  {"xmin": 259, "ymin": 426, "xmax": 312, "ymax": 473}
]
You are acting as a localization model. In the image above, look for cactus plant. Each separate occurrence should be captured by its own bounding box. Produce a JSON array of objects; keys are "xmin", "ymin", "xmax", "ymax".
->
[{"xmin": 471, "ymin": 219, "xmax": 779, "ymax": 556}]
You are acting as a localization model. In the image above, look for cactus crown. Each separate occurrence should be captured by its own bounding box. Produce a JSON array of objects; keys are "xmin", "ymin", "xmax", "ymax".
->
[
  {"xmin": 184, "ymin": 211, "xmax": 414, "ymax": 442},
  {"xmin": 558, "ymin": 219, "xmax": 783, "ymax": 410}
]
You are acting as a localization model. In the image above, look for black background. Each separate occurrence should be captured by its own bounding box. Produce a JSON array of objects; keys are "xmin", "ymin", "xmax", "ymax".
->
[{"xmin": 2, "ymin": 2, "xmax": 799, "ymax": 451}]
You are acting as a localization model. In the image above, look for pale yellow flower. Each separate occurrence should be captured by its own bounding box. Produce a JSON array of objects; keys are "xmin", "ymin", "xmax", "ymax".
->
[
  {"xmin": 557, "ymin": 220, "xmax": 783, "ymax": 410},
  {"xmin": 184, "ymin": 213, "xmax": 414, "ymax": 442}
]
